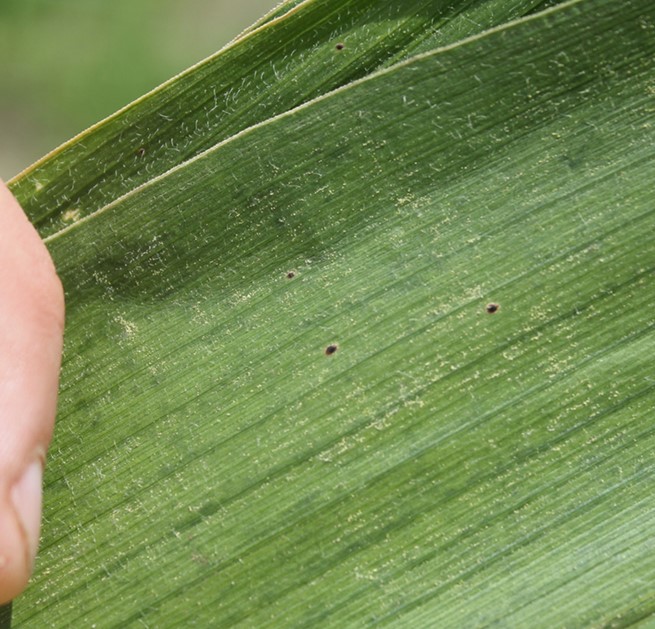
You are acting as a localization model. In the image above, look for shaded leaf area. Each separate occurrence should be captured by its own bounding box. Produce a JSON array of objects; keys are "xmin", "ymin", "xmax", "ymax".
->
[
  {"xmin": 14, "ymin": 0, "xmax": 655, "ymax": 626},
  {"xmin": 11, "ymin": 0, "xmax": 561, "ymax": 238}
]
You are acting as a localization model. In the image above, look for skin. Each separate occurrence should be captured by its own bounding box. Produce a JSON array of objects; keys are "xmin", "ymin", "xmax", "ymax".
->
[{"xmin": 0, "ymin": 180, "xmax": 64, "ymax": 604}]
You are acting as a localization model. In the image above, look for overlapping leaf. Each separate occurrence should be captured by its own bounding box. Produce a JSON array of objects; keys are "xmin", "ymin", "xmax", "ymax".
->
[{"xmin": 10, "ymin": 0, "xmax": 560, "ymax": 237}]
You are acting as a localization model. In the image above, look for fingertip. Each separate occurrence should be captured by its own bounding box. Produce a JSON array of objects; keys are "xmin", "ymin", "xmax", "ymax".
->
[{"xmin": 0, "ymin": 180, "xmax": 62, "ymax": 605}]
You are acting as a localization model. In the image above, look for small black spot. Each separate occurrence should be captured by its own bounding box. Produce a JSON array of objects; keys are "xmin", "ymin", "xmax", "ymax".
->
[
  {"xmin": 335, "ymin": 43, "xmax": 345, "ymax": 51},
  {"xmin": 486, "ymin": 303, "xmax": 500, "ymax": 314},
  {"xmin": 325, "ymin": 344, "xmax": 338, "ymax": 356},
  {"xmin": 286, "ymin": 271, "xmax": 296, "ymax": 279},
  {"xmin": 135, "ymin": 147, "xmax": 146, "ymax": 157}
]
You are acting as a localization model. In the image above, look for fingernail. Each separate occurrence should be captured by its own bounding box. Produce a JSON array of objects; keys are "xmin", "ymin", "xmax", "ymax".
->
[{"xmin": 10, "ymin": 459, "xmax": 43, "ymax": 570}]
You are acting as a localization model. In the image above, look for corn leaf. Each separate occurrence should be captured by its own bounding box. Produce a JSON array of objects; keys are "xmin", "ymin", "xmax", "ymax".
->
[{"xmin": 9, "ymin": 0, "xmax": 655, "ymax": 626}]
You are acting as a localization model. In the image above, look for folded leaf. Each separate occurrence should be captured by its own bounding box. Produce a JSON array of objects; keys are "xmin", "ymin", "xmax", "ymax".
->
[{"xmin": 11, "ymin": 0, "xmax": 560, "ymax": 238}]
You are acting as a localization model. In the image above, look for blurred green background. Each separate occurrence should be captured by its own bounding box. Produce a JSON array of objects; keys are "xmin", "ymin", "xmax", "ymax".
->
[{"xmin": 0, "ymin": 0, "xmax": 277, "ymax": 180}]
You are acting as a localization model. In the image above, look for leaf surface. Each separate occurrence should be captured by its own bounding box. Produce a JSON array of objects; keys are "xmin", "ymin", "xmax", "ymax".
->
[{"xmin": 12, "ymin": 0, "xmax": 655, "ymax": 626}]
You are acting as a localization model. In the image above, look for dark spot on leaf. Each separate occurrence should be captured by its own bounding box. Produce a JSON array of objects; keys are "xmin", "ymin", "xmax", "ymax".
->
[
  {"xmin": 286, "ymin": 271, "xmax": 296, "ymax": 279},
  {"xmin": 335, "ymin": 43, "xmax": 345, "ymax": 50},
  {"xmin": 135, "ymin": 147, "xmax": 146, "ymax": 157},
  {"xmin": 486, "ymin": 303, "xmax": 500, "ymax": 314},
  {"xmin": 325, "ymin": 344, "xmax": 338, "ymax": 356}
]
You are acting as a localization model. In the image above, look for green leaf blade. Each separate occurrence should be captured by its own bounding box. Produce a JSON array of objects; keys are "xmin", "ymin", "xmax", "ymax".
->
[{"xmin": 14, "ymin": 0, "xmax": 655, "ymax": 626}]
